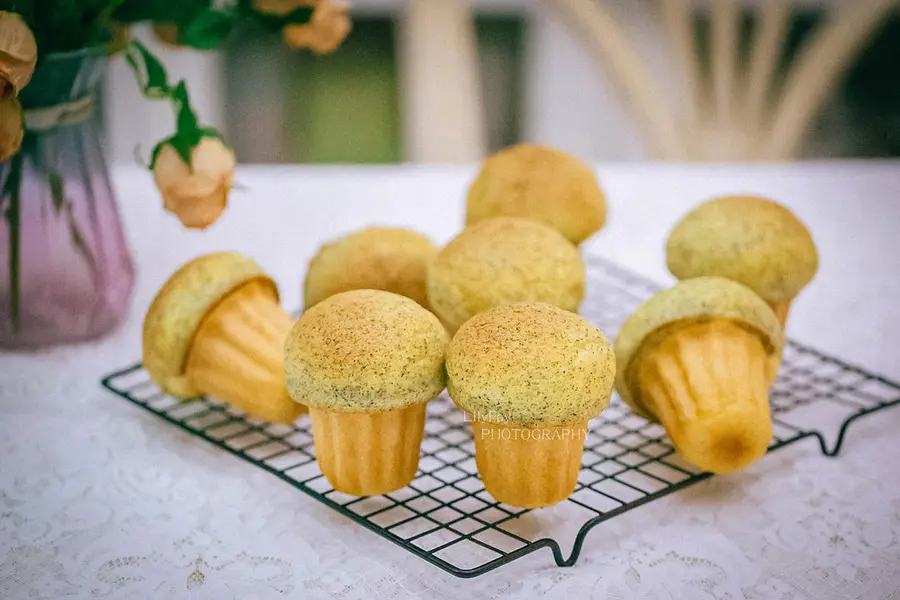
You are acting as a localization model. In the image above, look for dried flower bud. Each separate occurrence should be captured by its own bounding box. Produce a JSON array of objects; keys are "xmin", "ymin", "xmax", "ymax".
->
[
  {"xmin": 254, "ymin": 0, "xmax": 315, "ymax": 17},
  {"xmin": 0, "ymin": 92, "xmax": 23, "ymax": 161},
  {"xmin": 152, "ymin": 23, "xmax": 182, "ymax": 48},
  {"xmin": 107, "ymin": 23, "xmax": 131, "ymax": 56},
  {"xmin": 283, "ymin": 0, "xmax": 351, "ymax": 54},
  {"xmin": 0, "ymin": 11, "xmax": 38, "ymax": 97},
  {"xmin": 153, "ymin": 137, "xmax": 236, "ymax": 230}
]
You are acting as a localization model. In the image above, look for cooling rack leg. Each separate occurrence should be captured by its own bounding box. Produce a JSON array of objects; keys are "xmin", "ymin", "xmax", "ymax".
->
[
  {"xmin": 823, "ymin": 400, "xmax": 900, "ymax": 458},
  {"xmin": 548, "ymin": 541, "xmax": 570, "ymax": 567}
]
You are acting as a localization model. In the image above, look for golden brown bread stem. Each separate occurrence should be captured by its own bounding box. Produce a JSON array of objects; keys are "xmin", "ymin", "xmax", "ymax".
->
[
  {"xmin": 631, "ymin": 319, "xmax": 772, "ymax": 474},
  {"xmin": 185, "ymin": 281, "xmax": 305, "ymax": 424},
  {"xmin": 768, "ymin": 299, "xmax": 792, "ymax": 328},
  {"xmin": 309, "ymin": 404, "xmax": 426, "ymax": 496},
  {"xmin": 472, "ymin": 420, "xmax": 588, "ymax": 508}
]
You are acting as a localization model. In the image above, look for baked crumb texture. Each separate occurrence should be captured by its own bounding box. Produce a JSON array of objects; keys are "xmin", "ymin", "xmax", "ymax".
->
[
  {"xmin": 428, "ymin": 217, "xmax": 586, "ymax": 333},
  {"xmin": 285, "ymin": 289, "xmax": 450, "ymax": 412},
  {"xmin": 666, "ymin": 195, "xmax": 818, "ymax": 303},
  {"xmin": 466, "ymin": 144, "xmax": 606, "ymax": 245},
  {"xmin": 446, "ymin": 302, "xmax": 615, "ymax": 427},
  {"xmin": 304, "ymin": 227, "xmax": 439, "ymax": 310}
]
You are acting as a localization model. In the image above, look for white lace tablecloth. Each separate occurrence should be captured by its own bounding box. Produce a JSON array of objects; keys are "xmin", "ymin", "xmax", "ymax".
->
[{"xmin": 2, "ymin": 163, "xmax": 899, "ymax": 600}]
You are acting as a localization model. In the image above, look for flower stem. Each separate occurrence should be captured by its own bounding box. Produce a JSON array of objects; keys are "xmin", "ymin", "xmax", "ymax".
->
[
  {"xmin": 124, "ymin": 39, "xmax": 224, "ymax": 168},
  {"xmin": 3, "ymin": 152, "xmax": 23, "ymax": 331}
]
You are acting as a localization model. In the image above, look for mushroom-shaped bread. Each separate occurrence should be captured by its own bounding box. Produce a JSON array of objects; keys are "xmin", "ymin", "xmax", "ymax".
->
[
  {"xmin": 666, "ymin": 195, "xmax": 818, "ymax": 325},
  {"xmin": 615, "ymin": 277, "xmax": 785, "ymax": 474},
  {"xmin": 143, "ymin": 252, "xmax": 304, "ymax": 424},
  {"xmin": 285, "ymin": 289, "xmax": 449, "ymax": 496},
  {"xmin": 446, "ymin": 303, "xmax": 615, "ymax": 508},
  {"xmin": 427, "ymin": 217, "xmax": 585, "ymax": 333},
  {"xmin": 466, "ymin": 144, "xmax": 606, "ymax": 245},
  {"xmin": 304, "ymin": 227, "xmax": 438, "ymax": 309}
]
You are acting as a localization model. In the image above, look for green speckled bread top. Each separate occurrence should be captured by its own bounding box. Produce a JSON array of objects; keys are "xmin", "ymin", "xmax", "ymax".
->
[
  {"xmin": 304, "ymin": 227, "xmax": 438, "ymax": 309},
  {"xmin": 427, "ymin": 217, "xmax": 586, "ymax": 333},
  {"xmin": 666, "ymin": 195, "xmax": 818, "ymax": 302},
  {"xmin": 614, "ymin": 277, "xmax": 785, "ymax": 416},
  {"xmin": 143, "ymin": 252, "xmax": 277, "ymax": 398},
  {"xmin": 446, "ymin": 303, "xmax": 615, "ymax": 427},
  {"xmin": 466, "ymin": 144, "xmax": 606, "ymax": 245},
  {"xmin": 284, "ymin": 289, "xmax": 449, "ymax": 413}
]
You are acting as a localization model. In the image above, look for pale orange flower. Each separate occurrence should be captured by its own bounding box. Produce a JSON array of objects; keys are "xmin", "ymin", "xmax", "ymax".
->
[
  {"xmin": 0, "ymin": 92, "xmax": 23, "ymax": 161},
  {"xmin": 152, "ymin": 23, "xmax": 182, "ymax": 48},
  {"xmin": 0, "ymin": 11, "xmax": 38, "ymax": 98},
  {"xmin": 283, "ymin": 0, "xmax": 351, "ymax": 54},
  {"xmin": 152, "ymin": 137, "xmax": 237, "ymax": 230}
]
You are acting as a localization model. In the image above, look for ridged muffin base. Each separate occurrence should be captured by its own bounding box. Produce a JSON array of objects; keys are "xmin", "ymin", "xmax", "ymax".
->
[
  {"xmin": 309, "ymin": 403, "xmax": 426, "ymax": 496},
  {"xmin": 633, "ymin": 320, "xmax": 773, "ymax": 474},
  {"xmin": 472, "ymin": 420, "xmax": 588, "ymax": 508},
  {"xmin": 186, "ymin": 281, "xmax": 305, "ymax": 424}
]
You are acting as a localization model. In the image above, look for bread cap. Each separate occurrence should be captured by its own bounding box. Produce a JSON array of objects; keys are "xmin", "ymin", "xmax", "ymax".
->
[
  {"xmin": 666, "ymin": 195, "xmax": 818, "ymax": 302},
  {"xmin": 427, "ymin": 217, "xmax": 585, "ymax": 333},
  {"xmin": 304, "ymin": 227, "xmax": 438, "ymax": 309},
  {"xmin": 446, "ymin": 303, "xmax": 615, "ymax": 427},
  {"xmin": 285, "ymin": 289, "xmax": 449, "ymax": 412},
  {"xmin": 466, "ymin": 144, "xmax": 606, "ymax": 245},
  {"xmin": 614, "ymin": 277, "xmax": 785, "ymax": 417},
  {"xmin": 143, "ymin": 252, "xmax": 277, "ymax": 398}
]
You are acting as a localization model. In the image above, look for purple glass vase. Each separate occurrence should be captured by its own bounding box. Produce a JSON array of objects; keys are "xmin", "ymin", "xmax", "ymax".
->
[{"xmin": 0, "ymin": 49, "xmax": 135, "ymax": 349}]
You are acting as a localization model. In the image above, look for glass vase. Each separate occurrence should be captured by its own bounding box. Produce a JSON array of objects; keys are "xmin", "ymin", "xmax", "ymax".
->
[{"xmin": 0, "ymin": 48, "xmax": 135, "ymax": 350}]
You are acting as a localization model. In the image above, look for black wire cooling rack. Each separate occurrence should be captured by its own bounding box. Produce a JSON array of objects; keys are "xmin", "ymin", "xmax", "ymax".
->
[{"xmin": 101, "ymin": 254, "xmax": 900, "ymax": 578}]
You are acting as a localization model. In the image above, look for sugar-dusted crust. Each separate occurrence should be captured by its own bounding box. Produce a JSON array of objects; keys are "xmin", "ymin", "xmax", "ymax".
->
[
  {"xmin": 667, "ymin": 195, "xmax": 818, "ymax": 302},
  {"xmin": 466, "ymin": 144, "xmax": 606, "ymax": 245},
  {"xmin": 285, "ymin": 289, "xmax": 449, "ymax": 412},
  {"xmin": 446, "ymin": 302, "xmax": 615, "ymax": 426}
]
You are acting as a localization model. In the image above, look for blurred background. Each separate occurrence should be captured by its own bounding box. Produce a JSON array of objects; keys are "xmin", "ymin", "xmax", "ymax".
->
[{"xmin": 103, "ymin": 0, "xmax": 900, "ymax": 164}]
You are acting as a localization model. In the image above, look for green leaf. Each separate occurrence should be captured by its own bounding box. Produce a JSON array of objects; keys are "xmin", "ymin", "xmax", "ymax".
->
[
  {"xmin": 171, "ymin": 82, "xmax": 200, "ymax": 144},
  {"xmin": 198, "ymin": 127, "xmax": 225, "ymax": 140},
  {"xmin": 48, "ymin": 171, "xmax": 66, "ymax": 213},
  {"xmin": 167, "ymin": 134, "xmax": 198, "ymax": 167},
  {"xmin": 283, "ymin": 5, "xmax": 315, "ymax": 24},
  {"xmin": 92, "ymin": 0, "xmax": 128, "ymax": 47},
  {"xmin": 150, "ymin": 133, "xmax": 196, "ymax": 170},
  {"xmin": 113, "ymin": 0, "xmax": 207, "ymax": 24},
  {"xmin": 126, "ymin": 40, "xmax": 172, "ymax": 98},
  {"xmin": 121, "ymin": 39, "xmax": 231, "ymax": 176},
  {"xmin": 180, "ymin": 7, "xmax": 238, "ymax": 50},
  {"xmin": 252, "ymin": 6, "xmax": 314, "ymax": 32}
]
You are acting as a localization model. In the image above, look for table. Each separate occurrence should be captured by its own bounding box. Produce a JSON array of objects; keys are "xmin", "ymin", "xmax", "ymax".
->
[{"xmin": 2, "ymin": 163, "xmax": 899, "ymax": 600}]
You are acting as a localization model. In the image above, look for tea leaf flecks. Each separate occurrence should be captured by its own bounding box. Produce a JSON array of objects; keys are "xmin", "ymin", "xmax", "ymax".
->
[
  {"xmin": 181, "ymin": 6, "xmax": 238, "ymax": 50},
  {"xmin": 126, "ymin": 40, "xmax": 171, "ymax": 98}
]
